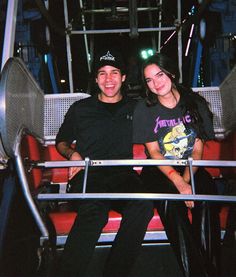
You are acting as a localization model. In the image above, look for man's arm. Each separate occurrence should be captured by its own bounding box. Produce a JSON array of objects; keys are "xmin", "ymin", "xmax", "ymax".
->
[
  {"xmin": 56, "ymin": 141, "xmax": 84, "ymax": 180},
  {"xmin": 56, "ymin": 141, "xmax": 77, "ymax": 160}
]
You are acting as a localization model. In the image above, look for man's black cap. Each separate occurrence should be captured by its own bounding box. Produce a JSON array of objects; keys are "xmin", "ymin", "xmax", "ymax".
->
[{"xmin": 93, "ymin": 49, "xmax": 126, "ymax": 75}]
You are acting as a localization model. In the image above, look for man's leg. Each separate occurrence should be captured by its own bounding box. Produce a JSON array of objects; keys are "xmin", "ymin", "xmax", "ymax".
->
[
  {"xmin": 103, "ymin": 171, "xmax": 154, "ymax": 277},
  {"xmin": 103, "ymin": 199, "xmax": 153, "ymax": 277},
  {"xmin": 60, "ymin": 200, "xmax": 110, "ymax": 277}
]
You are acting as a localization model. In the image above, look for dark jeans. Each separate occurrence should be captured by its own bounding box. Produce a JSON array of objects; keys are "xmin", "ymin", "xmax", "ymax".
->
[
  {"xmin": 60, "ymin": 168, "xmax": 154, "ymax": 277},
  {"xmin": 141, "ymin": 167, "xmax": 221, "ymax": 277}
]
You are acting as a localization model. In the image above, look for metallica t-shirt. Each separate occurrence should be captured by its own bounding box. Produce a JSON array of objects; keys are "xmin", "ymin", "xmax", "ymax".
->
[{"xmin": 133, "ymin": 95, "xmax": 214, "ymax": 160}]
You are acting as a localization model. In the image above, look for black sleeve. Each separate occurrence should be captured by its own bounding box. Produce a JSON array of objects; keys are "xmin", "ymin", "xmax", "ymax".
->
[
  {"xmin": 197, "ymin": 98, "xmax": 215, "ymax": 140},
  {"xmin": 133, "ymin": 100, "xmax": 157, "ymax": 143},
  {"xmin": 55, "ymin": 103, "xmax": 76, "ymax": 145}
]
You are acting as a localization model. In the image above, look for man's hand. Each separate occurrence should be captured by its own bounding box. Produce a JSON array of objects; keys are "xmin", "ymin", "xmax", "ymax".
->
[{"xmin": 68, "ymin": 151, "xmax": 84, "ymax": 180}]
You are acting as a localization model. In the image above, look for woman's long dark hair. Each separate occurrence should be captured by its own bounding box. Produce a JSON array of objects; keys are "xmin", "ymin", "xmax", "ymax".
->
[{"xmin": 141, "ymin": 53, "xmax": 213, "ymax": 140}]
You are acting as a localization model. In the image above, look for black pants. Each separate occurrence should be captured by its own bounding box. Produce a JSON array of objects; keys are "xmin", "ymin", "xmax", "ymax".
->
[
  {"xmin": 60, "ymin": 168, "xmax": 154, "ymax": 277},
  {"xmin": 141, "ymin": 167, "xmax": 221, "ymax": 277}
]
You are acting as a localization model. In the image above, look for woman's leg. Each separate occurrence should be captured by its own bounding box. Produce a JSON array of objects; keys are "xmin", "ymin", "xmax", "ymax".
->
[
  {"xmin": 192, "ymin": 168, "xmax": 221, "ymax": 276},
  {"xmin": 141, "ymin": 167, "xmax": 208, "ymax": 277}
]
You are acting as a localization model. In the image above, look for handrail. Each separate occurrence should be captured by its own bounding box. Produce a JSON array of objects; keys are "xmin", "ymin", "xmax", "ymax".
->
[
  {"xmin": 14, "ymin": 129, "xmax": 49, "ymax": 238},
  {"xmin": 34, "ymin": 158, "xmax": 236, "ymax": 203},
  {"xmin": 37, "ymin": 193, "xmax": 236, "ymax": 203},
  {"xmin": 14, "ymin": 128, "xmax": 236, "ymax": 241},
  {"xmin": 36, "ymin": 159, "xmax": 236, "ymax": 168}
]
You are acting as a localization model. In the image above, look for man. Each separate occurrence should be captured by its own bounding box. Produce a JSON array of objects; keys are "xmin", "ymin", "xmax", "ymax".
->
[{"xmin": 56, "ymin": 48, "xmax": 153, "ymax": 277}]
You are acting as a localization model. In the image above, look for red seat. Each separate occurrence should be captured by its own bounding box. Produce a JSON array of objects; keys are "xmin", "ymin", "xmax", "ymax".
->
[
  {"xmin": 203, "ymin": 140, "xmax": 222, "ymax": 177},
  {"xmin": 49, "ymin": 209, "xmax": 165, "ymax": 236},
  {"xmin": 48, "ymin": 204, "xmax": 229, "ymax": 237},
  {"xmin": 44, "ymin": 144, "xmax": 69, "ymax": 183},
  {"xmin": 22, "ymin": 135, "xmax": 230, "ymax": 245}
]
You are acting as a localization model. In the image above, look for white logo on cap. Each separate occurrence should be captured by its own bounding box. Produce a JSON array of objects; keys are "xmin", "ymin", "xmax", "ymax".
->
[{"xmin": 100, "ymin": 51, "xmax": 115, "ymax": 61}]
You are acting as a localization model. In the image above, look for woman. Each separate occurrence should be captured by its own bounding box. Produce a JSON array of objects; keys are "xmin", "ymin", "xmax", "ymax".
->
[{"xmin": 133, "ymin": 53, "xmax": 221, "ymax": 277}]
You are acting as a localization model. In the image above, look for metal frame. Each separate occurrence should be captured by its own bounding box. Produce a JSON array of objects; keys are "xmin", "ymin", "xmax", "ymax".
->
[
  {"xmin": 1, "ymin": 0, "xmax": 18, "ymax": 71},
  {"xmin": 63, "ymin": 0, "xmax": 183, "ymax": 92},
  {"xmin": 36, "ymin": 158, "xmax": 236, "ymax": 202},
  {"xmin": 14, "ymin": 128, "xmax": 236, "ymax": 247},
  {"xmin": 14, "ymin": 129, "xmax": 49, "ymax": 239}
]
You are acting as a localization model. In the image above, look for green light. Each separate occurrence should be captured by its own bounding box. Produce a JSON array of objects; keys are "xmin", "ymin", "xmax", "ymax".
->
[
  {"xmin": 140, "ymin": 49, "xmax": 154, "ymax": 60},
  {"xmin": 141, "ymin": 51, "xmax": 147, "ymax": 59}
]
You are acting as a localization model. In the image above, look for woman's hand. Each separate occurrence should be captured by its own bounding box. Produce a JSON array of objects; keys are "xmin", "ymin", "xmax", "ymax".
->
[
  {"xmin": 172, "ymin": 173, "xmax": 194, "ymax": 208},
  {"xmin": 145, "ymin": 141, "xmax": 195, "ymax": 208}
]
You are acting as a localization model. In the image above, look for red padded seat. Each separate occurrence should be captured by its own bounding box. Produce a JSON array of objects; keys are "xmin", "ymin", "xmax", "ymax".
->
[
  {"xmin": 44, "ymin": 145, "xmax": 69, "ymax": 183},
  {"xmin": 49, "ymin": 209, "xmax": 165, "ymax": 236},
  {"xmin": 202, "ymin": 140, "xmax": 222, "ymax": 177},
  {"xmin": 48, "ymin": 206, "xmax": 229, "ymax": 237}
]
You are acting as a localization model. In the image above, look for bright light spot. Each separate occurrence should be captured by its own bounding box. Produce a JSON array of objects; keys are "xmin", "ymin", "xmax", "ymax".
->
[
  {"xmin": 44, "ymin": 54, "xmax": 48, "ymax": 64},
  {"xmin": 140, "ymin": 49, "xmax": 154, "ymax": 60},
  {"xmin": 60, "ymin": 79, "xmax": 66, "ymax": 83}
]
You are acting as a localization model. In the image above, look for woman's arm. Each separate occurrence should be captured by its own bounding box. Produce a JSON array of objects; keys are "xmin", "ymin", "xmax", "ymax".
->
[
  {"xmin": 145, "ymin": 141, "xmax": 194, "ymax": 208},
  {"xmin": 182, "ymin": 138, "xmax": 203, "ymax": 183}
]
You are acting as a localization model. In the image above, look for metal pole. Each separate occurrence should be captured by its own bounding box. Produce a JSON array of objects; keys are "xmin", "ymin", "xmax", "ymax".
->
[
  {"xmin": 157, "ymin": 0, "xmax": 162, "ymax": 52},
  {"xmin": 129, "ymin": 0, "xmax": 138, "ymax": 38},
  {"xmin": 83, "ymin": 7, "xmax": 161, "ymax": 13},
  {"xmin": 82, "ymin": 157, "xmax": 90, "ymax": 193},
  {"xmin": 79, "ymin": 0, "xmax": 91, "ymax": 73},
  {"xmin": 71, "ymin": 26, "xmax": 176, "ymax": 35},
  {"xmin": 177, "ymin": 0, "xmax": 183, "ymax": 83},
  {"xmin": 188, "ymin": 158, "xmax": 196, "ymax": 194},
  {"xmin": 147, "ymin": 0, "xmax": 157, "ymax": 51},
  {"xmin": 1, "ymin": 0, "xmax": 19, "ymax": 71},
  {"xmin": 63, "ymin": 0, "xmax": 74, "ymax": 93},
  {"xmin": 37, "ymin": 192, "xmax": 236, "ymax": 203}
]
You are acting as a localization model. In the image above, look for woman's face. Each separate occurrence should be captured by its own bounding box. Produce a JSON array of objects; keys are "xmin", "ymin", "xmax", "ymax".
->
[{"xmin": 144, "ymin": 64, "xmax": 172, "ymax": 97}]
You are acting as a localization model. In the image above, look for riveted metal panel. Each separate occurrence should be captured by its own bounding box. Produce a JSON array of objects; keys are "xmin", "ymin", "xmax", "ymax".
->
[
  {"xmin": 220, "ymin": 65, "xmax": 236, "ymax": 134},
  {"xmin": 44, "ymin": 93, "xmax": 90, "ymax": 141},
  {"xmin": 0, "ymin": 58, "xmax": 44, "ymax": 161},
  {"xmin": 193, "ymin": 87, "xmax": 225, "ymax": 138}
]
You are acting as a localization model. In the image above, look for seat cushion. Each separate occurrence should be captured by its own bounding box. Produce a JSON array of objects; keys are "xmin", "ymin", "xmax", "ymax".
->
[{"xmin": 48, "ymin": 206, "xmax": 229, "ymax": 236}]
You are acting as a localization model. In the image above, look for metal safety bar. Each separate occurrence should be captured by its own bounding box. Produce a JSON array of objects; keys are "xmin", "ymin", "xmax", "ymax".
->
[
  {"xmin": 35, "ymin": 158, "xmax": 236, "ymax": 203},
  {"xmin": 13, "ymin": 128, "xmax": 236, "ymax": 244},
  {"xmin": 14, "ymin": 129, "xmax": 49, "ymax": 238}
]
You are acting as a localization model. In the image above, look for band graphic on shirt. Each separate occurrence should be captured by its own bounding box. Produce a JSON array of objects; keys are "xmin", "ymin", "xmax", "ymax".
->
[
  {"xmin": 154, "ymin": 115, "xmax": 191, "ymax": 134},
  {"xmin": 153, "ymin": 115, "xmax": 196, "ymax": 159}
]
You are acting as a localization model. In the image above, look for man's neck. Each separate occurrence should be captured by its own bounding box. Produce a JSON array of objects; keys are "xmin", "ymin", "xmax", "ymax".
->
[{"xmin": 98, "ymin": 93, "xmax": 123, "ymax": 103}]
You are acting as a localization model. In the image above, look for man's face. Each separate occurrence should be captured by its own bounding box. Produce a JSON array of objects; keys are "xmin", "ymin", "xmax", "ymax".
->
[{"xmin": 96, "ymin": 65, "xmax": 126, "ymax": 103}]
